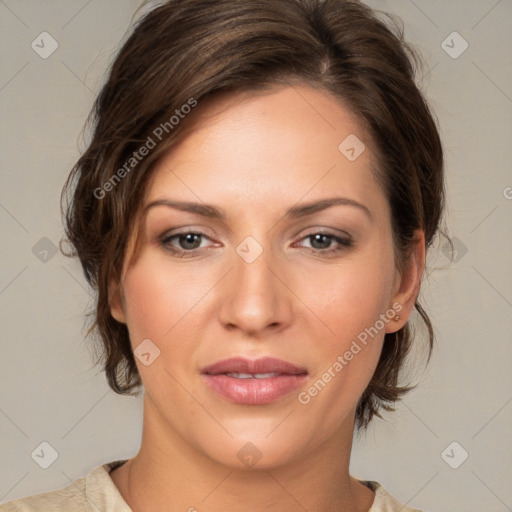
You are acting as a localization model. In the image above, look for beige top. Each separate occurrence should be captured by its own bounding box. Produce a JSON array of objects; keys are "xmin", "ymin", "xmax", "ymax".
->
[{"xmin": 0, "ymin": 460, "xmax": 422, "ymax": 512}]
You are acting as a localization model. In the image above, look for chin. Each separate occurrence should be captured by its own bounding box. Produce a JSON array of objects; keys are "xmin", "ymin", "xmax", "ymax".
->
[
  {"xmin": 204, "ymin": 436, "xmax": 306, "ymax": 471},
  {"xmin": 187, "ymin": 415, "xmax": 330, "ymax": 472}
]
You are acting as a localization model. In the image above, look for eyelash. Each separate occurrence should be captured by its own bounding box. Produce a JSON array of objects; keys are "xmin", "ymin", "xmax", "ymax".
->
[{"xmin": 159, "ymin": 230, "xmax": 353, "ymax": 258}]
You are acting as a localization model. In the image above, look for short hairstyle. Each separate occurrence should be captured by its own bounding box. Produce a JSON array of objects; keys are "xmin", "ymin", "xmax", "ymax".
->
[{"xmin": 61, "ymin": 0, "xmax": 445, "ymax": 429}]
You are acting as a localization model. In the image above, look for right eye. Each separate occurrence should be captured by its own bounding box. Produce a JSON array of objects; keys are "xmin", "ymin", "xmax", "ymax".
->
[{"xmin": 160, "ymin": 231, "xmax": 213, "ymax": 257}]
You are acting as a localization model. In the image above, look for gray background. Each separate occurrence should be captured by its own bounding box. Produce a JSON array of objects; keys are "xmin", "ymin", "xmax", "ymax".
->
[{"xmin": 0, "ymin": 1, "xmax": 511, "ymax": 510}]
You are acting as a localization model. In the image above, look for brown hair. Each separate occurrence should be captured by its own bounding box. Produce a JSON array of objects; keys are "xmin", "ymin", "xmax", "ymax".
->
[{"xmin": 61, "ymin": 0, "xmax": 444, "ymax": 429}]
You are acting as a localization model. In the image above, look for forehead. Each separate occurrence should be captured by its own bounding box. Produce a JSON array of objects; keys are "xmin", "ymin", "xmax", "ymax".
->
[{"xmin": 143, "ymin": 85, "xmax": 384, "ymax": 215}]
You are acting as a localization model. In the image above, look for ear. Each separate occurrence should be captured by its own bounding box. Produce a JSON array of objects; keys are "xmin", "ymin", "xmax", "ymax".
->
[
  {"xmin": 386, "ymin": 229, "xmax": 426, "ymax": 333},
  {"xmin": 108, "ymin": 278, "xmax": 126, "ymax": 324}
]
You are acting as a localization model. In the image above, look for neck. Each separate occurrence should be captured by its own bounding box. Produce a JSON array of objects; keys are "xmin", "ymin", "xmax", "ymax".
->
[{"xmin": 110, "ymin": 397, "xmax": 375, "ymax": 512}]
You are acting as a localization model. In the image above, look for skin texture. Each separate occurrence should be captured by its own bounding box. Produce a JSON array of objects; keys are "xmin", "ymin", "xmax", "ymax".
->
[{"xmin": 108, "ymin": 84, "xmax": 425, "ymax": 512}]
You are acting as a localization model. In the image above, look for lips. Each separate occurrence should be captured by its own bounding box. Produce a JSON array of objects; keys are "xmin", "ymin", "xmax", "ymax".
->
[
  {"xmin": 201, "ymin": 357, "xmax": 308, "ymax": 405},
  {"xmin": 202, "ymin": 356, "xmax": 307, "ymax": 376}
]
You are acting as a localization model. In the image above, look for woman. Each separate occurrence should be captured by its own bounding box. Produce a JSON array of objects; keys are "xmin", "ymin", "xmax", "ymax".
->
[{"xmin": 1, "ymin": 0, "xmax": 444, "ymax": 510}]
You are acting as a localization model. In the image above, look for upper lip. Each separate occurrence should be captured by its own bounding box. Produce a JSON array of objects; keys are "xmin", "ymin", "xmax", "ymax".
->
[{"xmin": 201, "ymin": 357, "xmax": 308, "ymax": 376}]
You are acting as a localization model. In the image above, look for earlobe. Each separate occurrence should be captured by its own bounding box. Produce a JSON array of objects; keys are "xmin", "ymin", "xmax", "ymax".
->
[
  {"xmin": 386, "ymin": 230, "xmax": 426, "ymax": 333},
  {"xmin": 108, "ymin": 279, "xmax": 126, "ymax": 324}
]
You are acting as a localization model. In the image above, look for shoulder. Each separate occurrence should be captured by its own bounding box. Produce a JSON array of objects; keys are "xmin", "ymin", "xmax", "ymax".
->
[
  {"xmin": 0, "ymin": 460, "xmax": 130, "ymax": 512},
  {"xmin": 363, "ymin": 480, "xmax": 424, "ymax": 512}
]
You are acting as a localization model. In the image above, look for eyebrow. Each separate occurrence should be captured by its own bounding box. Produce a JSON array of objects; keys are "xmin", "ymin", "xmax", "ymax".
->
[{"xmin": 143, "ymin": 196, "xmax": 372, "ymax": 222}]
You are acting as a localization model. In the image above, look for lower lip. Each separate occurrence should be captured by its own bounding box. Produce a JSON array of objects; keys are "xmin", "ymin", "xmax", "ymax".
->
[{"xmin": 202, "ymin": 374, "xmax": 308, "ymax": 405}]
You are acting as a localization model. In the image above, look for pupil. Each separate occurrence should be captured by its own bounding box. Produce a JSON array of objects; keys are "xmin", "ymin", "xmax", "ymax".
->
[
  {"xmin": 311, "ymin": 234, "xmax": 330, "ymax": 249},
  {"xmin": 181, "ymin": 233, "xmax": 200, "ymax": 250}
]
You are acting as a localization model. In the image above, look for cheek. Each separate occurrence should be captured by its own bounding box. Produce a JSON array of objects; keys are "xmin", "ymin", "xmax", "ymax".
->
[
  {"xmin": 301, "ymin": 251, "xmax": 395, "ymax": 346},
  {"xmin": 294, "ymin": 249, "xmax": 395, "ymax": 408},
  {"xmin": 306, "ymin": 279, "xmax": 387, "ymax": 373},
  {"xmin": 121, "ymin": 257, "xmax": 207, "ymax": 348},
  {"xmin": 121, "ymin": 261, "xmax": 211, "ymax": 412}
]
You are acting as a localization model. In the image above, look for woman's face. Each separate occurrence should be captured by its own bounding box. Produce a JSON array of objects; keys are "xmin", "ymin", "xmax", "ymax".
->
[{"xmin": 110, "ymin": 84, "xmax": 420, "ymax": 469}]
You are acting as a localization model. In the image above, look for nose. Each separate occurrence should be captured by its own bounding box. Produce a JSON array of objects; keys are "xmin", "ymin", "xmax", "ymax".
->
[{"xmin": 217, "ymin": 241, "xmax": 293, "ymax": 336}]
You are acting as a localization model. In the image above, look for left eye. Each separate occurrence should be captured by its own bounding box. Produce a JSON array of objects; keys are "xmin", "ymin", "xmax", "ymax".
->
[{"xmin": 297, "ymin": 233, "xmax": 352, "ymax": 252}]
